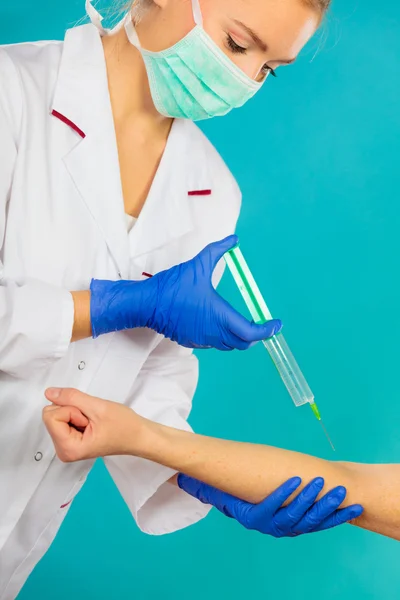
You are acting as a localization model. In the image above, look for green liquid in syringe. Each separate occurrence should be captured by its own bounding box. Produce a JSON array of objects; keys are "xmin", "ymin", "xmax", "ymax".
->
[{"xmin": 224, "ymin": 244, "xmax": 335, "ymax": 451}]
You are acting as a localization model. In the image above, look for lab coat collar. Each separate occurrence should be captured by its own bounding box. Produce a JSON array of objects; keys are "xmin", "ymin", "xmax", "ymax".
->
[{"xmin": 51, "ymin": 24, "xmax": 212, "ymax": 277}]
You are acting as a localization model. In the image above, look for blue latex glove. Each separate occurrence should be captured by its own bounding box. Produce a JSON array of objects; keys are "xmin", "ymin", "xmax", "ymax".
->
[
  {"xmin": 177, "ymin": 474, "xmax": 364, "ymax": 537},
  {"xmin": 90, "ymin": 235, "xmax": 282, "ymax": 350}
]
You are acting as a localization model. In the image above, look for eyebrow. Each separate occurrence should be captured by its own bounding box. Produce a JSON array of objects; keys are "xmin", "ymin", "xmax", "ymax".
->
[
  {"xmin": 233, "ymin": 19, "xmax": 268, "ymax": 52},
  {"xmin": 232, "ymin": 19, "xmax": 297, "ymax": 64}
]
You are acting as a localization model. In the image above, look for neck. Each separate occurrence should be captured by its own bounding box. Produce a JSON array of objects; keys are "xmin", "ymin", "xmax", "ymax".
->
[{"xmin": 102, "ymin": 24, "xmax": 172, "ymax": 130}]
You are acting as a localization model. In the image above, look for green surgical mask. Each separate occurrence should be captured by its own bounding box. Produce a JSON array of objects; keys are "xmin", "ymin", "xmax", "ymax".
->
[{"xmin": 87, "ymin": 0, "xmax": 266, "ymax": 121}]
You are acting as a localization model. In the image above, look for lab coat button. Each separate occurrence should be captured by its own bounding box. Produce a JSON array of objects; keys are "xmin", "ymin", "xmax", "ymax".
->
[
  {"xmin": 34, "ymin": 452, "xmax": 43, "ymax": 462},
  {"xmin": 78, "ymin": 361, "xmax": 86, "ymax": 371}
]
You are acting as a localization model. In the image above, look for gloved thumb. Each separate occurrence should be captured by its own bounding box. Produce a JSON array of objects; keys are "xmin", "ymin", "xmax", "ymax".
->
[
  {"xmin": 201, "ymin": 235, "xmax": 239, "ymax": 271},
  {"xmin": 228, "ymin": 314, "xmax": 283, "ymax": 344},
  {"xmin": 178, "ymin": 474, "xmax": 239, "ymax": 517},
  {"xmin": 45, "ymin": 387, "xmax": 98, "ymax": 415},
  {"xmin": 257, "ymin": 319, "xmax": 283, "ymax": 340}
]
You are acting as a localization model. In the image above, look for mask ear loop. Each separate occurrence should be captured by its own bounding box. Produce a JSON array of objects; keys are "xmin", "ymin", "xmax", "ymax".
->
[
  {"xmin": 85, "ymin": 0, "xmax": 108, "ymax": 35},
  {"xmin": 191, "ymin": 0, "xmax": 203, "ymax": 26},
  {"xmin": 124, "ymin": 16, "xmax": 142, "ymax": 49},
  {"xmin": 124, "ymin": 0, "xmax": 201, "ymax": 49},
  {"xmin": 86, "ymin": 0, "xmax": 128, "ymax": 36}
]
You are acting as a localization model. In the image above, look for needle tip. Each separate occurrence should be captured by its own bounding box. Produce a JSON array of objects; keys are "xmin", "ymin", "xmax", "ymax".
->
[{"xmin": 320, "ymin": 419, "xmax": 336, "ymax": 451}]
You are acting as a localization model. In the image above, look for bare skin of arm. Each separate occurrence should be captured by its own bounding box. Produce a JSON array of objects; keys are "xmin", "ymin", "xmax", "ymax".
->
[
  {"xmin": 137, "ymin": 420, "xmax": 400, "ymax": 540},
  {"xmin": 70, "ymin": 291, "xmax": 92, "ymax": 342},
  {"xmin": 42, "ymin": 390, "xmax": 400, "ymax": 541}
]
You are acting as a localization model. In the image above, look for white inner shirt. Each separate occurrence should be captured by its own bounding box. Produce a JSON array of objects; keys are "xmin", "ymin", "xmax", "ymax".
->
[{"xmin": 125, "ymin": 213, "xmax": 137, "ymax": 232}]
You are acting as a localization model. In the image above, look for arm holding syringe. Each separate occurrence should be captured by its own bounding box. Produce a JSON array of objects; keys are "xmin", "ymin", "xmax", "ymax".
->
[{"xmin": 43, "ymin": 241, "xmax": 399, "ymax": 540}]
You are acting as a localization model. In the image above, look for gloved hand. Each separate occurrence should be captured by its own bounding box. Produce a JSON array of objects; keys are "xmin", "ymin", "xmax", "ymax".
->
[
  {"xmin": 90, "ymin": 235, "xmax": 282, "ymax": 350},
  {"xmin": 177, "ymin": 474, "xmax": 364, "ymax": 537}
]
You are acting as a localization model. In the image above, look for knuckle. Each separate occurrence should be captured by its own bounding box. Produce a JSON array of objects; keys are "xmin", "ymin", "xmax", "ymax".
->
[
  {"xmin": 293, "ymin": 522, "xmax": 312, "ymax": 535},
  {"xmin": 239, "ymin": 342, "xmax": 251, "ymax": 352},
  {"xmin": 271, "ymin": 519, "xmax": 286, "ymax": 538},
  {"xmin": 58, "ymin": 448, "xmax": 75, "ymax": 464},
  {"xmin": 56, "ymin": 449, "xmax": 69, "ymax": 463},
  {"xmin": 322, "ymin": 493, "xmax": 342, "ymax": 509},
  {"xmin": 320, "ymin": 518, "xmax": 338, "ymax": 532},
  {"xmin": 286, "ymin": 510, "xmax": 304, "ymax": 527},
  {"xmin": 285, "ymin": 510, "xmax": 298, "ymax": 523},
  {"xmin": 42, "ymin": 405, "xmax": 58, "ymax": 423},
  {"xmin": 331, "ymin": 514, "xmax": 344, "ymax": 528},
  {"xmin": 55, "ymin": 441, "xmax": 78, "ymax": 464},
  {"xmin": 241, "ymin": 505, "xmax": 255, "ymax": 530},
  {"xmin": 304, "ymin": 513, "xmax": 321, "ymax": 529}
]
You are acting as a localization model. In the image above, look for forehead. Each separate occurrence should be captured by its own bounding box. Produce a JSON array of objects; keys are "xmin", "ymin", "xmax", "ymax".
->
[{"xmin": 203, "ymin": 0, "xmax": 320, "ymax": 54}]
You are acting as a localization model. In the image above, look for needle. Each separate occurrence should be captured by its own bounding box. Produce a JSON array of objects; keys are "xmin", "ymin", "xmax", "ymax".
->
[
  {"xmin": 310, "ymin": 402, "xmax": 336, "ymax": 452},
  {"xmin": 319, "ymin": 419, "xmax": 336, "ymax": 452}
]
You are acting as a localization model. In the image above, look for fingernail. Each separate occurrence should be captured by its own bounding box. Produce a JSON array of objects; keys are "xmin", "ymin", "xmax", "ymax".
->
[
  {"xmin": 274, "ymin": 319, "xmax": 283, "ymax": 333},
  {"xmin": 46, "ymin": 388, "xmax": 61, "ymax": 400},
  {"xmin": 313, "ymin": 477, "xmax": 324, "ymax": 487}
]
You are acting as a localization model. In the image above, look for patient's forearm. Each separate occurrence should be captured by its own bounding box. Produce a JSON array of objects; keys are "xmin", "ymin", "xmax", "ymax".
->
[{"xmin": 136, "ymin": 420, "xmax": 400, "ymax": 540}]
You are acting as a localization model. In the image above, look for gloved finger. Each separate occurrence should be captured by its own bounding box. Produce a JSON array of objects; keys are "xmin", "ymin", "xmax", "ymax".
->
[
  {"xmin": 250, "ymin": 477, "xmax": 303, "ymax": 521},
  {"xmin": 200, "ymin": 235, "xmax": 239, "ymax": 271},
  {"xmin": 291, "ymin": 485, "xmax": 347, "ymax": 534},
  {"xmin": 215, "ymin": 339, "xmax": 237, "ymax": 352},
  {"xmin": 227, "ymin": 309, "xmax": 282, "ymax": 344},
  {"xmin": 274, "ymin": 477, "xmax": 325, "ymax": 529},
  {"xmin": 177, "ymin": 474, "xmax": 220, "ymax": 503},
  {"xmin": 180, "ymin": 341, "xmax": 214, "ymax": 350},
  {"xmin": 179, "ymin": 331, "xmax": 234, "ymax": 351},
  {"xmin": 177, "ymin": 474, "xmax": 241, "ymax": 516},
  {"xmin": 220, "ymin": 331, "xmax": 253, "ymax": 351},
  {"xmin": 307, "ymin": 504, "xmax": 364, "ymax": 533}
]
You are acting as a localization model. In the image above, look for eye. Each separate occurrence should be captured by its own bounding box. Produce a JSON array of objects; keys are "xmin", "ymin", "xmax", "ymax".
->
[
  {"xmin": 262, "ymin": 64, "xmax": 277, "ymax": 78},
  {"xmin": 226, "ymin": 34, "xmax": 247, "ymax": 55},
  {"xmin": 226, "ymin": 34, "xmax": 278, "ymax": 81}
]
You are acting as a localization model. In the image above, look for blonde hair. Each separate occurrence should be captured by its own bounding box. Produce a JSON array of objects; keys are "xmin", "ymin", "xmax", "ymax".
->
[
  {"xmin": 126, "ymin": 0, "xmax": 332, "ymax": 17},
  {"xmin": 108, "ymin": 0, "xmax": 331, "ymax": 27},
  {"xmin": 309, "ymin": 0, "xmax": 331, "ymax": 12},
  {"xmin": 110, "ymin": 0, "xmax": 150, "ymax": 22},
  {"xmin": 87, "ymin": 0, "xmax": 147, "ymax": 28},
  {"xmin": 130, "ymin": 0, "xmax": 152, "ymax": 21}
]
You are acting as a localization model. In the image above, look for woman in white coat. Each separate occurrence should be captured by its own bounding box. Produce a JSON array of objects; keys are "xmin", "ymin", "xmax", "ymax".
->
[{"xmin": 0, "ymin": 0, "xmax": 363, "ymax": 597}]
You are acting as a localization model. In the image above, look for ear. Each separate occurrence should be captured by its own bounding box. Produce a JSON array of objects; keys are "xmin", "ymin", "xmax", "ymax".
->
[
  {"xmin": 151, "ymin": 0, "xmax": 190, "ymax": 10},
  {"xmin": 131, "ymin": 0, "xmax": 158, "ymax": 18},
  {"xmin": 146, "ymin": 0, "xmax": 165, "ymax": 9}
]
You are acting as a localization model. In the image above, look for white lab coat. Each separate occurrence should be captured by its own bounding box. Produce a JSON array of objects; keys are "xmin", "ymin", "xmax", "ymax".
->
[{"xmin": 0, "ymin": 23, "xmax": 241, "ymax": 599}]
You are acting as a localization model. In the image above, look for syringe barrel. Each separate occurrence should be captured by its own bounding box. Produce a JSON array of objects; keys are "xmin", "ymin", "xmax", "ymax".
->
[
  {"xmin": 224, "ymin": 245, "xmax": 314, "ymax": 408},
  {"xmin": 262, "ymin": 335, "xmax": 313, "ymax": 407}
]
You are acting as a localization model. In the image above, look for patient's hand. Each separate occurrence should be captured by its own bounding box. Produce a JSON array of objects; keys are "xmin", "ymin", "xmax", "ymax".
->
[{"xmin": 43, "ymin": 387, "xmax": 146, "ymax": 461}]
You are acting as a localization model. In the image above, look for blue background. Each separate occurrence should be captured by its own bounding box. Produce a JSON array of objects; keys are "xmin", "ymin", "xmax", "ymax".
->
[{"xmin": 1, "ymin": 0, "xmax": 399, "ymax": 598}]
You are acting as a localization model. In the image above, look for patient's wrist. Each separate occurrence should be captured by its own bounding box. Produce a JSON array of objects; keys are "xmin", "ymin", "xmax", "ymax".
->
[
  {"xmin": 124, "ymin": 412, "xmax": 172, "ymax": 463},
  {"xmin": 130, "ymin": 417, "xmax": 185, "ymax": 473}
]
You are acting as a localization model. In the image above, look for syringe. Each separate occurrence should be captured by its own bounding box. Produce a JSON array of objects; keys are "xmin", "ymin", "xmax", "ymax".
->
[{"xmin": 224, "ymin": 244, "xmax": 335, "ymax": 451}]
